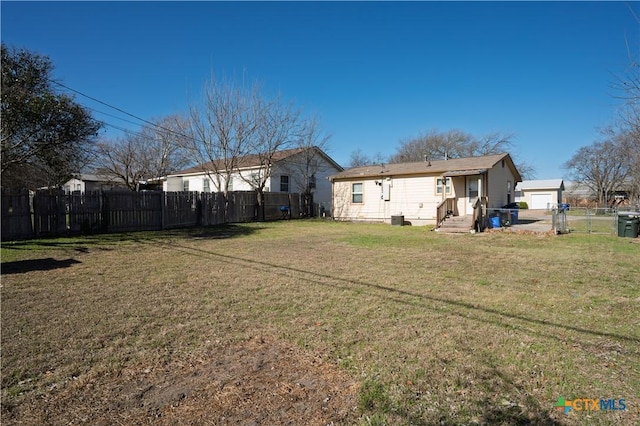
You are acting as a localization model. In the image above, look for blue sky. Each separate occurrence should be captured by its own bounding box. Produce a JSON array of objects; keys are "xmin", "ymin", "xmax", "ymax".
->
[{"xmin": 2, "ymin": 1, "xmax": 638, "ymax": 179}]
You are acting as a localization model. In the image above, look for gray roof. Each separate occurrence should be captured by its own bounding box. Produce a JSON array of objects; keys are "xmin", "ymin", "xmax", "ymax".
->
[
  {"xmin": 515, "ymin": 179, "xmax": 564, "ymax": 191},
  {"xmin": 169, "ymin": 147, "xmax": 343, "ymax": 177},
  {"xmin": 71, "ymin": 174, "xmax": 118, "ymax": 183},
  {"xmin": 330, "ymin": 153, "xmax": 522, "ymax": 182}
]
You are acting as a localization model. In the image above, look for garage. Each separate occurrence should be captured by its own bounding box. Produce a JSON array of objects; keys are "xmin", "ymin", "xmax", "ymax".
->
[
  {"xmin": 530, "ymin": 193, "xmax": 553, "ymax": 210},
  {"xmin": 515, "ymin": 180, "xmax": 565, "ymax": 210}
]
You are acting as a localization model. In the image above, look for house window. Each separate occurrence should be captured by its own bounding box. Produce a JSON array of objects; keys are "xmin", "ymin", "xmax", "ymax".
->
[
  {"xmin": 436, "ymin": 178, "xmax": 451, "ymax": 195},
  {"xmin": 308, "ymin": 174, "xmax": 316, "ymax": 190},
  {"xmin": 352, "ymin": 183, "xmax": 363, "ymax": 203},
  {"xmin": 183, "ymin": 180, "xmax": 189, "ymax": 192},
  {"xmin": 280, "ymin": 175, "xmax": 290, "ymax": 192},
  {"xmin": 203, "ymin": 178, "xmax": 210, "ymax": 193}
]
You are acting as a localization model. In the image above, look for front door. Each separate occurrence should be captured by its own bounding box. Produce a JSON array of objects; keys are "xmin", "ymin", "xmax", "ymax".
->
[{"xmin": 467, "ymin": 177, "xmax": 479, "ymax": 215}]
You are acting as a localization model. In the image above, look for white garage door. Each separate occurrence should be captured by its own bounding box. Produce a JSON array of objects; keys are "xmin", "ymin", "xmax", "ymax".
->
[{"xmin": 530, "ymin": 193, "xmax": 552, "ymax": 209}]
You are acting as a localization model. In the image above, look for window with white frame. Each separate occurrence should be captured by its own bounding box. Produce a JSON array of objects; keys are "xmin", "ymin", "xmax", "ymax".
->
[
  {"xmin": 436, "ymin": 177, "xmax": 451, "ymax": 195},
  {"xmin": 280, "ymin": 175, "xmax": 290, "ymax": 192},
  {"xmin": 352, "ymin": 183, "xmax": 363, "ymax": 203},
  {"xmin": 183, "ymin": 180, "xmax": 189, "ymax": 192},
  {"xmin": 203, "ymin": 178, "xmax": 210, "ymax": 193}
]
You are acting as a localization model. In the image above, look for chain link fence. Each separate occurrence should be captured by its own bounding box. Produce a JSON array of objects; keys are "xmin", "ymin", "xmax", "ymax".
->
[
  {"xmin": 553, "ymin": 207, "xmax": 622, "ymax": 235},
  {"xmin": 484, "ymin": 206, "xmax": 627, "ymax": 235}
]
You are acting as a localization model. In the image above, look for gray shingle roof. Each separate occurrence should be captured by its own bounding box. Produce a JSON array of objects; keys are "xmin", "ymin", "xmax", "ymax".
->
[
  {"xmin": 515, "ymin": 179, "xmax": 564, "ymax": 191},
  {"xmin": 330, "ymin": 153, "xmax": 521, "ymax": 181}
]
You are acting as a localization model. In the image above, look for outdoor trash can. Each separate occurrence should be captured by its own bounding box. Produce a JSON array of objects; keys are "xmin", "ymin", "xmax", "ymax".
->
[
  {"xmin": 504, "ymin": 209, "xmax": 518, "ymax": 225},
  {"xmin": 617, "ymin": 212, "xmax": 640, "ymax": 238},
  {"xmin": 502, "ymin": 203, "xmax": 519, "ymax": 225},
  {"xmin": 489, "ymin": 216, "xmax": 501, "ymax": 228}
]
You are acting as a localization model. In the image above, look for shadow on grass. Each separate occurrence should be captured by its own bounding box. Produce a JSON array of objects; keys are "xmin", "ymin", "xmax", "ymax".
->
[
  {"xmin": 157, "ymin": 242, "xmax": 580, "ymax": 424},
  {"xmin": 159, "ymin": 242, "xmax": 639, "ymax": 347},
  {"xmin": 512, "ymin": 218, "xmax": 545, "ymax": 225},
  {"xmin": 1, "ymin": 258, "xmax": 81, "ymax": 275},
  {"xmin": 1, "ymin": 224, "xmax": 263, "ymax": 254}
]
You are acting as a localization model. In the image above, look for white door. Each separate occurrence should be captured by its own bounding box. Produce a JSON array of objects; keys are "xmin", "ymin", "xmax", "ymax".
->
[
  {"xmin": 467, "ymin": 177, "xmax": 479, "ymax": 214},
  {"xmin": 531, "ymin": 194, "xmax": 550, "ymax": 209}
]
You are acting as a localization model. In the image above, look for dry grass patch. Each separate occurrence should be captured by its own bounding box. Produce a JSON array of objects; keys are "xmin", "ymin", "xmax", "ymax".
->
[{"xmin": 2, "ymin": 220, "xmax": 639, "ymax": 425}]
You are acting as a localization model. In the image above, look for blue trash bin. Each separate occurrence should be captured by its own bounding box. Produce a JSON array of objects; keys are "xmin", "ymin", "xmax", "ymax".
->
[
  {"xmin": 510, "ymin": 209, "xmax": 518, "ymax": 225},
  {"xmin": 502, "ymin": 203, "xmax": 519, "ymax": 226},
  {"xmin": 489, "ymin": 216, "xmax": 501, "ymax": 228}
]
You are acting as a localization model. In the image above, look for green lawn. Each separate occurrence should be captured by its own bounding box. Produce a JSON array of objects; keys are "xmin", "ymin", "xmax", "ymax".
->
[{"xmin": 2, "ymin": 220, "xmax": 639, "ymax": 425}]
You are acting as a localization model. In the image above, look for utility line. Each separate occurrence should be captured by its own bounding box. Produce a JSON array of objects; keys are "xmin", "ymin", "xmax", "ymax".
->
[
  {"xmin": 50, "ymin": 79, "xmax": 200, "ymax": 143},
  {"xmin": 50, "ymin": 79, "xmax": 324, "ymax": 169}
]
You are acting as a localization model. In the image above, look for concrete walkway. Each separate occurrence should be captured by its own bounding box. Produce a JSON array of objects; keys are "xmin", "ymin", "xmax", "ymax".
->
[{"xmin": 488, "ymin": 210, "xmax": 554, "ymax": 234}]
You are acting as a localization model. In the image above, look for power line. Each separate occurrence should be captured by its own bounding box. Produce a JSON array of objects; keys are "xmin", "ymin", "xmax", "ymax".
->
[{"xmin": 50, "ymin": 79, "xmax": 199, "ymax": 143}]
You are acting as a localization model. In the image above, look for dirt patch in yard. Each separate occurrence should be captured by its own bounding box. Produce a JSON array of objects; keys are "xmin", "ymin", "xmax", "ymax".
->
[{"xmin": 2, "ymin": 336, "xmax": 359, "ymax": 425}]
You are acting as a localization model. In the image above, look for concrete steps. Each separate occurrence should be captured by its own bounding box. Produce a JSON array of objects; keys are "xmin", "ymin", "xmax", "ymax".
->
[{"xmin": 436, "ymin": 215, "xmax": 474, "ymax": 233}]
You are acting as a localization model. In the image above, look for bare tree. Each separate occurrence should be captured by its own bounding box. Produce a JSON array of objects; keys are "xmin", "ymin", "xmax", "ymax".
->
[
  {"xmin": 612, "ymin": 11, "xmax": 640, "ymax": 206},
  {"xmin": 239, "ymin": 92, "xmax": 300, "ymax": 220},
  {"xmin": 95, "ymin": 133, "xmax": 144, "ymax": 191},
  {"xmin": 564, "ymin": 130, "xmax": 631, "ymax": 206},
  {"xmin": 387, "ymin": 129, "xmax": 536, "ymax": 178},
  {"xmin": 95, "ymin": 115, "xmax": 191, "ymax": 191},
  {"xmin": 178, "ymin": 74, "xmax": 259, "ymax": 197},
  {"xmin": 388, "ymin": 129, "xmax": 515, "ymax": 163},
  {"xmin": 348, "ymin": 148, "xmax": 386, "ymax": 168},
  {"xmin": 279, "ymin": 115, "xmax": 333, "ymax": 215}
]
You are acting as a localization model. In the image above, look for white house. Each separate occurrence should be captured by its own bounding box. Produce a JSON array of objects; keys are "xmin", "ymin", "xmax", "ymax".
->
[
  {"xmin": 329, "ymin": 153, "xmax": 522, "ymax": 228},
  {"xmin": 62, "ymin": 174, "xmax": 125, "ymax": 193},
  {"xmin": 514, "ymin": 179, "xmax": 564, "ymax": 210},
  {"xmin": 164, "ymin": 147, "xmax": 343, "ymax": 212}
]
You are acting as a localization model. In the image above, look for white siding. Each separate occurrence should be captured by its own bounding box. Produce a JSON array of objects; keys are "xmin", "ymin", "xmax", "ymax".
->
[
  {"xmin": 487, "ymin": 159, "xmax": 518, "ymax": 208},
  {"xmin": 274, "ymin": 152, "xmax": 343, "ymax": 212},
  {"xmin": 332, "ymin": 175, "xmax": 444, "ymax": 226},
  {"xmin": 163, "ymin": 149, "xmax": 343, "ymax": 215},
  {"xmin": 63, "ymin": 178, "xmax": 85, "ymax": 193},
  {"xmin": 165, "ymin": 176, "xmax": 184, "ymax": 192},
  {"xmin": 527, "ymin": 191, "xmax": 558, "ymax": 209}
]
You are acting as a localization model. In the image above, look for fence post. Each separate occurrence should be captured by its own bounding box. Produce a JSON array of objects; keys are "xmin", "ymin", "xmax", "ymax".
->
[
  {"xmin": 101, "ymin": 191, "xmax": 109, "ymax": 233},
  {"xmin": 161, "ymin": 191, "xmax": 166, "ymax": 230}
]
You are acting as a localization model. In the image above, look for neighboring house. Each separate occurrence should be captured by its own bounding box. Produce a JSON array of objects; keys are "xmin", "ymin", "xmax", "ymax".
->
[
  {"xmin": 329, "ymin": 153, "xmax": 522, "ymax": 228},
  {"xmin": 164, "ymin": 147, "xmax": 343, "ymax": 212},
  {"xmin": 515, "ymin": 179, "xmax": 564, "ymax": 210},
  {"xmin": 62, "ymin": 174, "xmax": 125, "ymax": 194},
  {"xmin": 564, "ymin": 180, "xmax": 638, "ymax": 208}
]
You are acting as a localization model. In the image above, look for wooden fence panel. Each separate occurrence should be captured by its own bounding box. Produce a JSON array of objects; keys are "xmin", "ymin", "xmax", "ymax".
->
[
  {"xmin": 1, "ymin": 189, "xmax": 305, "ymax": 241},
  {"xmin": 68, "ymin": 191, "xmax": 103, "ymax": 234},
  {"xmin": 104, "ymin": 191, "xmax": 162, "ymax": 233},
  {"xmin": 262, "ymin": 193, "xmax": 305, "ymax": 219},
  {"xmin": 263, "ymin": 192, "xmax": 291, "ymax": 220},
  {"xmin": 200, "ymin": 192, "xmax": 226, "ymax": 226},
  {"xmin": 33, "ymin": 190, "xmax": 67, "ymax": 237},
  {"xmin": 227, "ymin": 192, "xmax": 256, "ymax": 223},
  {"xmin": 163, "ymin": 192, "xmax": 200, "ymax": 229},
  {"xmin": 1, "ymin": 189, "xmax": 34, "ymax": 240}
]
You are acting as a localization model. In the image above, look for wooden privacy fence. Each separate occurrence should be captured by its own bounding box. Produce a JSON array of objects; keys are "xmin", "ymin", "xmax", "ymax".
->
[{"xmin": 1, "ymin": 189, "xmax": 308, "ymax": 241}]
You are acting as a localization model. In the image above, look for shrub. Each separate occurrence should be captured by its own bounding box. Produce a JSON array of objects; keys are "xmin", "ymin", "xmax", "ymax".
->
[{"xmin": 518, "ymin": 201, "xmax": 529, "ymax": 209}]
